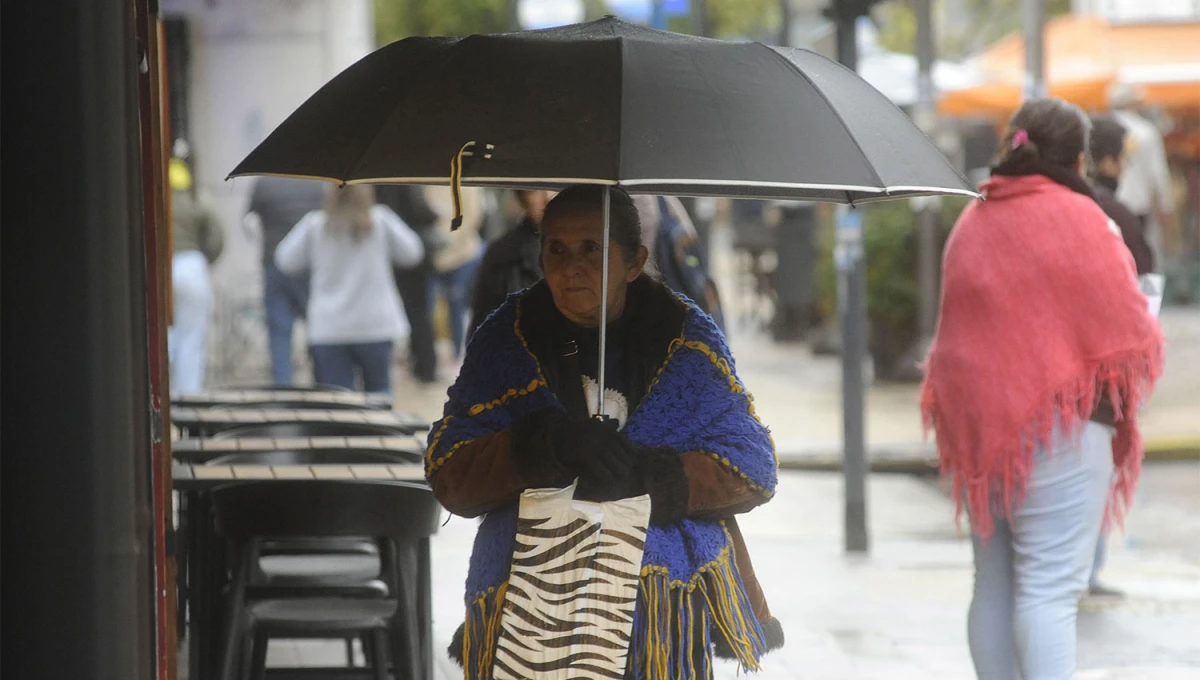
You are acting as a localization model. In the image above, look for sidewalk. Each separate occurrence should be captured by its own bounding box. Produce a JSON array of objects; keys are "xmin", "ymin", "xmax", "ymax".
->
[
  {"xmin": 706, "ymin": 463, "xmax": 1200, "ymax": 679},
  {"xmin": 260, "ymin": 463, "xmax": 1200, "ymax": 678}
]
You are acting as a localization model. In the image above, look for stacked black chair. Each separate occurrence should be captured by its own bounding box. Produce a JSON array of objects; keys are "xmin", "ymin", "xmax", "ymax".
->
[
  {"xmin": 212, "ymin": 479, "xmax": 440, "ymax": 680},
  {"xmin": 208, "ymin": 449, "xmax": 411, "ymax": 598},
  {"xmin": 204, "ymin": 426, "xmax": 424, "ymax": 666}
]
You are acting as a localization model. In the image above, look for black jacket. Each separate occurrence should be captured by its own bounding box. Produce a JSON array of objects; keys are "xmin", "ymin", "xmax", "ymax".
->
[
  {"xmin": 467, "ymin": 216, "xmax": 542, "ymax": 338},
  {"xmin": 247, "ymin": 177, "xmax": 326, "ymax": 265},
  {"xmin": 1091, "ymin": 175, "xmax": 1155, "ymax": 276}
]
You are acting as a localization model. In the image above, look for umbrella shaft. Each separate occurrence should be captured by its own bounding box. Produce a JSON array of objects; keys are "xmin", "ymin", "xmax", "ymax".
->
[{"xmin": 597, "ymin": 188, "xmax": 610, "ymax": 417}]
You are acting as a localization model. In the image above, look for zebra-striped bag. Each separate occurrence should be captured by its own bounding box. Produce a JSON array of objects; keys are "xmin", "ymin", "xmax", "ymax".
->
[{"xmin": 493, "ymin": 481, "xmax": 651, "ymax": 680}]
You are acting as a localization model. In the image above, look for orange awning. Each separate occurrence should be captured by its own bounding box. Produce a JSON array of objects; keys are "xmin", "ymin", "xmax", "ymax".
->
[
  {"xmin": 939, "ymin": 16, "xmax": 1200, "ymax": 118},
  {"xmin": 1111, "ymin": 22, "xmax": 1200, "ymax": 111}
]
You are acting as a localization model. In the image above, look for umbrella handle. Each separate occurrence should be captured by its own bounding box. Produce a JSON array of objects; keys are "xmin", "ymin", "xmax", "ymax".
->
[
  {"xmin": 596, "ymin": 187, "xmax": 610, "ymax": 418},
  {"xmin": 449, "ymin": 141, "xmax": 493, "ymax": 230}
]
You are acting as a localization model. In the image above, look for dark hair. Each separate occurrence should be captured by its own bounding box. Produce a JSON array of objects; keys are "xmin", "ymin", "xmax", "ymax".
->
[
  {"xmin": 1088, "ymin": 115, "xmax": 1127, "ymax": 165},
  {"xmin": 541, "ymin": 185, "xmax": 643, "ymax": 261},
  {"xmin": 997, "ymin": 98, "xmax": 1090, "ymax": 172}
]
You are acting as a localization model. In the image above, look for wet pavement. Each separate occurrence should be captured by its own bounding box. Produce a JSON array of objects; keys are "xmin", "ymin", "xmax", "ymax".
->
[{"xmin": 246, "ymin": 463, "xmax": 1199, "ymax": 679}]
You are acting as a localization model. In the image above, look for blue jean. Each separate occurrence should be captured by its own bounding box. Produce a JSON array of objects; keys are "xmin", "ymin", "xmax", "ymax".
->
[
  {"xmin": 264, "ymin": 263, "xmax": 309, "ymax": 385},
  {"xmin": 1090, "ymin": 532, "xmax": 1109, "ymax": 587},
  {"xmin": 309, "ymin": 341, "xmax": 393, "ymax": 394},
  {"xmin": 430, "ymin": 256, "xmax": 480, "ymax": 359},
  {"xmin": 967, "ymin": 421, "xmax": 1114, "ymax": 680},
  {"xmin": 168, "ymin": 251, "xmax": 212, "ymax": 394}
]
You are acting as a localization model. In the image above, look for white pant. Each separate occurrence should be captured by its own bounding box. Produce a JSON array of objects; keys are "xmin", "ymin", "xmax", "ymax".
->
[
  {"xmin": 967, "ymin": 421, "xmax": 1114, "ymax": 680},
  {"xmin": 168, "ymin": 251, "xmax": 212, "ymax": 393}
]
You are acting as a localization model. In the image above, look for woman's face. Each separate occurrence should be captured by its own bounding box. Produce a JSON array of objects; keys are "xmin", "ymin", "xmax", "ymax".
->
[{"xmin": 541, "ymin": 206, "xmax": 648, "ymax": 328}]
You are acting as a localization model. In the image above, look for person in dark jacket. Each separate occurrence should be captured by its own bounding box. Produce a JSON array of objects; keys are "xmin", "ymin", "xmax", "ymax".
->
[
  {"xmin": 1085, "ymin": 115, "xmax": 1156, "ymax": 601},
  {"xmin": 246, "ymin": 176, "xmax": 327, "ymax": 385},
  {"xmin": 467, "ymin": 189, "xmax": 552, "ymax": 338},
  {"xmin": 1089, "ymin": 115, "xmax": 1155, "ymax": 276},
  {"xmin": 375, "ymin": 184, "xmax": 441, "ymax": 383}
]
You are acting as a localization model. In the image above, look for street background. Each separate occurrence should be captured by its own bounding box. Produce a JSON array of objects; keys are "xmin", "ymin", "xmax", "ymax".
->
[{"xmin": 163, "ymin": 0, "xmax": 1200, "ymax": 677}]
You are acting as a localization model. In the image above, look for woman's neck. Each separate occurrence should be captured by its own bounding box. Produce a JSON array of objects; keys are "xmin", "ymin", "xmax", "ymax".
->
[{"xmin": 565, "ymin": 289, "xmax": 636, "ymax": 332}]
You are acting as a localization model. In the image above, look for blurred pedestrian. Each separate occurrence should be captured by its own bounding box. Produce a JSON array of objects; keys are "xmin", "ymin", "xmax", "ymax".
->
[
  {"xmin": 168, "ymin": 157, "xmax": 224, "ymax": 394},
  {"xmin": 375, "ymin": 185, "xmax": 441, "ymax": 384},
  {"xmin": 244, "ymin": 176, "xmax": 326, "ymax": 385},
  {"xmin": 1109, "ymin": 84, "xmax": 1173, "ymax": 265},
  {"xmin": 635, "ymin": 194, "xmax": 725, "ymax": 330},
  {"xmin": 1086, "ymin": 115, "xmax": 1157, "ymax": 599},
  {"xmin": 467, "ymin": 189, "xmax": 552, "ymax": 337},
  {"xmin": 1089, "ymin": 115, "xmax": 1155, "ymax": 276},
  {"xmin": 922, "ymin": 98, "xmax": 1164, "ymax": 680},
  {"xmin": 275, "ymin": 185, "xmax": 424, "ymax": 394},
  {"xmin": 424, "ymin": 185, "xmax": 485, "ymax": 361}
]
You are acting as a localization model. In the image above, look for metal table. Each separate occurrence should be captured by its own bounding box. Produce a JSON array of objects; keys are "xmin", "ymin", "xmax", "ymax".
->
[
  {"xmin": 171, "ymin": 435, "xmax": 426, "ymax": 463},
  {"xmin": 171, "ymin": 389, "xmax": 394, "ymax": 410},
  {"xmin": 170, "ymin": 407, "xmax": 429, "ymax": 437}
]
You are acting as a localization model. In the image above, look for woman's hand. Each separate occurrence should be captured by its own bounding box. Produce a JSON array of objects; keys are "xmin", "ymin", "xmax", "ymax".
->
[
  {"xmin": 511, "ymin": 411, "xmax": 635, "ymax": 494},
  {"xmin": 511, "ymin": 411, "xmax": 691, "ymax": 521},
  {"xmin": 553, "ymin": 417, "xmax": 638, "ymax": 500}
]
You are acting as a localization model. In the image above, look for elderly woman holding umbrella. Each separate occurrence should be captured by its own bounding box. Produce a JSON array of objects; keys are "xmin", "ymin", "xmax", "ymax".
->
[{"xmin": 426, "ymin": 185, "xmax": 784, "ymax": 678}]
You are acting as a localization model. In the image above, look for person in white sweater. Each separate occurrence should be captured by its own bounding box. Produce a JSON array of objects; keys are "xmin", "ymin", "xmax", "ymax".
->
[{"xmin": 275, "ymin": 185, "xmax": 424, "ymax": 394}]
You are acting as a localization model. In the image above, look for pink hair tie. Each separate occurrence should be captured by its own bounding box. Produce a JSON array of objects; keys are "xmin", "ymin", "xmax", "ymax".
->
[{"xmin": 1011, "ymin": 129, "xmax": 1030, "ymax": 149}]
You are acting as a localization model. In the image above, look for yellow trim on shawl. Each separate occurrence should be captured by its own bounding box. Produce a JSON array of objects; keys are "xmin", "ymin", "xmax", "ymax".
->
[
  {"xmin": 427, "ymin": 295, "xmax": 778, "ymax": 494},
  {"xmin": 668, "ymin": 338, "xmax": 779, "ymax": 496},
  {"xmin": 425, "ymin": 294, "xmax": 548, "ymax": 475}
]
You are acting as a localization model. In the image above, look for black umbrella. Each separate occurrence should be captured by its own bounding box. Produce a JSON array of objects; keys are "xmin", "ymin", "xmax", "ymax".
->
[
  {"xmin": 230, "ymin": 17, "xmax": 975, "ymax": 414},
  {"xmin": 229, "ymin": 17, "xmax": 972, "ymax": 204}
]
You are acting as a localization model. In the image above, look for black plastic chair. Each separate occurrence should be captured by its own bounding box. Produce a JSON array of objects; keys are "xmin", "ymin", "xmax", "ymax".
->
[
  {"xmin": 211, "ymin": 422, "xmax": 411, "ymax": 440},
  {"xmin": 208, "ymin": 450, "xmax": 424, "ymax": 595},
  {"xmin": 203, "ymin": 437, "xmax": 423, "ymax": 564},
  {"xmin": 212, "ymin": 480, "xmax": 440, "ymax": 680},
  {"xmin": 208, "ymin": 450, "xmax": 424, "ymax": 667}
]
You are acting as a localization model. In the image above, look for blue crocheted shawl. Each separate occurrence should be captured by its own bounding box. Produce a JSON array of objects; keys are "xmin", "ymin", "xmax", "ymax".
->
[{"xmin": 426, "ymin": 286, "xmax": 777, "ymax": 678}]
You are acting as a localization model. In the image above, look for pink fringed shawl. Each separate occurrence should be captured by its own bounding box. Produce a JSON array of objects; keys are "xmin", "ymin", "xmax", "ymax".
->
[{"xmin": 921, "ymin": 175, "xmax": 1164, "ymax": 538}]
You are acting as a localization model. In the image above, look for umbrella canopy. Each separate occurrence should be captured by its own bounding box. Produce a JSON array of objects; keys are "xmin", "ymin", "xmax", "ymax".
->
[{"xmin": 230, "ymin": 17, "xmax": 973, "ymax": 204}]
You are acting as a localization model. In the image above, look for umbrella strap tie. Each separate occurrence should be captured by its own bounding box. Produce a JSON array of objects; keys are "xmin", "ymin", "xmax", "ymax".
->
[{"xmin": 450, "ymin": 141, "xmax": 493, "ymax": 230}]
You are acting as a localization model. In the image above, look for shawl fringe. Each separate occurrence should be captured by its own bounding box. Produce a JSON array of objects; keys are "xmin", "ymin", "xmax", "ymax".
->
[
  {"xmin": 456, "ymin": 546, "xmax": 767, "ymax": 679},
  {"xmin": 923, "ymin": 343, "xmax": 1164, "ymax": 538}
]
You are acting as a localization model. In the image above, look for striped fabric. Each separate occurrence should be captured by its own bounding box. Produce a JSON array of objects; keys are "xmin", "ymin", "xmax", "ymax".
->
[{"xmin": 493, "ymin": 484, "xmax": 650, "ymax": 680}]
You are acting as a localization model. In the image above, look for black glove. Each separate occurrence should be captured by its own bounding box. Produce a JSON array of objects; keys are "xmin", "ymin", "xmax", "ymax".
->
[
  {"xmin": 554, "ymin": 417, "xmax": 638, "ymax": 501},
  {"xmin": 510, "ymin": 411, "xmax": 637, "ymax": 495},
  {"xmin": 633, "ymin": 447, "xmax": 690, "ymax": 526},
  {"xmin": 510, "ymin": 409, "xmax": 574, "ymax": 488}
]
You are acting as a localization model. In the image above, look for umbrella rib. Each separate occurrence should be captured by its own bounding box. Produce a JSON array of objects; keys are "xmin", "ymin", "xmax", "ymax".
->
[{"xmin": 765, "ymin": 47, "xmax": 887, "ymax": 191}]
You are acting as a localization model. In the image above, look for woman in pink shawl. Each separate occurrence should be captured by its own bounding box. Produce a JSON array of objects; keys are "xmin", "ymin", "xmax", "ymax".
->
[{"xmin": 921, "ymin": 98, "xmax": 1163, "ymax": 679}]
